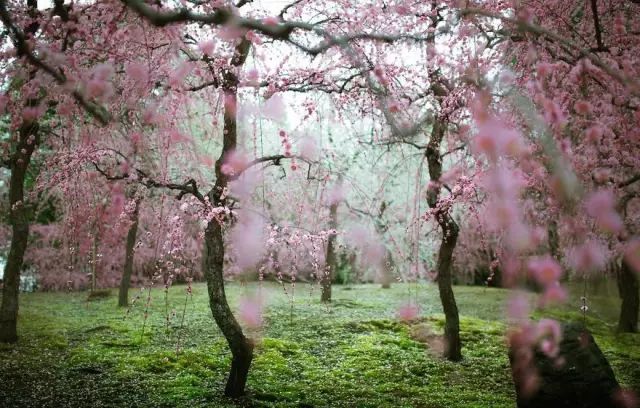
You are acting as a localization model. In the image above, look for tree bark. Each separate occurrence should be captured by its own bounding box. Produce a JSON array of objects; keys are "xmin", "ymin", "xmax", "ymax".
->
[
  {"xmin": 202, "ymin": 37, "xmax": 253, "ymax": 397},
  {"xmin": 380, "ymin": 251, "xmax": 393, "ymax": 289},
  {"xmin": 425, "ymin": 115, "xmax": 462, "ymax": 361},
  {"xmin": 204, "ymin": 218, "xmax": 254, "ymax": 397},
  {"xmin": 617, "ymin": 259, "xmax": 639, "ymax": 333},
  {"xmin": 0, "ymin": 118, "xmax": 38, "ymax": 343},
  {"xmin": 118, "ymin": 198, "xmax": 141, "ymax": 307},
  {"xmin": 321, "ymin": 201, "xmax": 338, "ymax": 302}
]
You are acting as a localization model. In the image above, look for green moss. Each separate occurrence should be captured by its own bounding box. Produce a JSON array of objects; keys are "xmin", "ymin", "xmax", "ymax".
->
[{"xmin": 0, "ymin": 282, "xmax": 638, "ymax": 407}]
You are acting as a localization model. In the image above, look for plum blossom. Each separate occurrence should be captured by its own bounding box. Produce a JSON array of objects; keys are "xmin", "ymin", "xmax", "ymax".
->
[
  {"xmin": 528, "ymin": 256, "xmax": 562, "ymax": 286},
  {"xmin": 396, "ymin": 303, "xmax": 420, "ymax": 321}
]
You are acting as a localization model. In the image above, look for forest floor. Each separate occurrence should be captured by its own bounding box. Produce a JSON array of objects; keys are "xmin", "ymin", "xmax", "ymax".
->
[{"xmin": 0, "ymin": 282, "xmax": 638, "ymax": 408}]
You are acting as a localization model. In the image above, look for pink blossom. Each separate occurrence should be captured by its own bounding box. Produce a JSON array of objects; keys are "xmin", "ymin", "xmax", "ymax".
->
[
  {"xmin": 168, "ymin": 61, "xmax": 194, "ymax": 88},
  {"xmin": 584, "ymin": 189, "xmax": 623, "ymax": 233},
  {"xmin": 585, "ymin": 125, "xmax": 604, "ymax": 143},
  {"xmin": 574, "ymin": 100, "xmax": 592, "ymax": 115},
  {"xmin": 262, "ymin": 93, "xmax": 286, "ymax": 121},
  {"xmin": 536, "ymin": 62, "xmax": 555, "ymax": 78},
  {"xmin": 507, "ymin": 294, "xmax": 530, "ymax": 321},
  {"xmin": 396, "ymin": 303, "xmax": 420, "ymax": 321},
  {"xmin": 613, "ymin": 389, "xmax": 638, "ymax": 408},
  {"xmin": 262, "ymin": 16, "xmax": 279, "ymax": 26},
  {"xmin": 125, "ymin": 61, "xmax": 149, "ymax": 85},
  {"xmin": 528, "ymin": 256, "xmax": 562, "ymax": 286},
  {"xmin": 299, "ymin": 136, "xmax": 319, "ymax": 161},
  {"xmin": 22, "ymin": 106, "xmax": 42, "ymax": 122},
  {"xmin": 326, "ymin": 182, "xmax": 346, "ymax": 205},
  {"xmin": 592, "ymin": 168, "xmax": 611, "ymax": 184},
  {"xmin": 542, "ymin": 98, "xmax": 567, "ymax": 127},
  {"xmin": 168, "ymin": 129, "xmax": 192, "ymax": 144},
  {"xmin": 566, "ymin": 240, "xmax": 607, "ymax": 274},
  {"xmin": 238, "ymin": 295, "xmax": 263, "ymax": 328},
  {"xmin": 198, "ymin": 39, "xmax": 215, "ymax": 56},
  {"xmin": 221, "ymin": 149, "xmax": 249, "ymax": 176},
  {"xmin": 624, "ymin": 239, "xmax": 640, "ymax": 275},
  {"xmin": 539, "ymin": 284, "xmax": 567, "ymax": 307},
  {"xmin": 230, "ymin": 213, "xmax": 266, "ymax": 270}
]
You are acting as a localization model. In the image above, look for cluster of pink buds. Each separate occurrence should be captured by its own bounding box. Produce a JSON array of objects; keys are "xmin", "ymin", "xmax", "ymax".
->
[{"xmin": 279, "ymin": 130, "xmax": 298, "ymax": 171}]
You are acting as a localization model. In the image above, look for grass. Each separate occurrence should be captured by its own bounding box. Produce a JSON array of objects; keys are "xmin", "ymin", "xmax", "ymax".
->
[{"xmin": 0, "ymin": 281, "xmax": 638, "ymax": 407}]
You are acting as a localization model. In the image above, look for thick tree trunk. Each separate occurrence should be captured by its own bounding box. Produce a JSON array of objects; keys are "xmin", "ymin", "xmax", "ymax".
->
[
  {"xmin": 118, "ymin": 199, "xmax": 141, "ymax": 307},
  {"xmin": 204, "ymin": 219, "xmax": 254, "ymax": 397},
  {"xmin": 617, "ymin": 259, "xmax": 639, "ymax": 333},
  {"xmin": 425, "ymin": 115, "xmax": 462, "ymax": 361},
  {"xmin": 0, "ymin": 119, "xmax": 38, "ymax": 343},
  {"xmin": 321, "ymin": 202, "xmax": 338, "ymax": 302}
]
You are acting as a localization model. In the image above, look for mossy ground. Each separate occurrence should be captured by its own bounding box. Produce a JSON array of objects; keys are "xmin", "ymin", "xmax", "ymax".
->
[{"xmin": 0, "ymin": 282, "xmax": 638, "ymax": 407}]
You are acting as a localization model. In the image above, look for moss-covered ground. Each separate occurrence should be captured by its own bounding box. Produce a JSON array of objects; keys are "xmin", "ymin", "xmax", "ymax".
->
[{"xmin": 0, "ymin": 282, "xmax": 638, "ymax": 407}]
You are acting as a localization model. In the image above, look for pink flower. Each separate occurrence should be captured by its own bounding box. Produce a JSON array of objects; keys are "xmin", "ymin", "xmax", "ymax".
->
[
  {"xmin": 542, "ymin": 98, "xmax": 567, "ymax": 127},
  {"xmin": 198, "ymin": 39, "xmax": 215, "ymax": 57},
  {"xmin": 592, "ymin": 168, "xmax": 611, "ymax": 184},
  {"xmin": 238, "ymin": 295, "xmax": 263, "ymax": 328},
  {"xmin": 125, "ymin": 61, "xmax": 148, "ymax": 85},
  {"xmin": 585, "ymin": 125, "xmax": 604, "ymax": 143},
  {"xmin": 507, "ymin": 294, "xmax": 530, "ymax": 321},
  {"xmin": 299, "ymin": 136, "xmax": 319, "ymax": 161},
  {"xmin": 221, "ymin": 149, "xmax": 249, "ymax": 176},
  {"xmin": 539, "ymin": 284, "xmax": 567, "ymax": 307},
  {"xmin": 168, "ymin": 61, "xmax": 194, "ymax": 88},
  {"xmin": 613, "ymin": 388, "xmax": 638, "ymax": 408},
  {"xmin": 396, "ymin": 303, "xmax": 420, "ymax": 321},
  {"xmin": 528, "ymin": 256, "xmax": 562, "ymax": 286},
  {"xmin": 536, "ymin": 62, "xmax": 555, "ymax": 78},
  {"xmin": 566, "ymin": 240, "xmax": 607, "ymax": 274},
  {"xmin": 574, "ymin": 100, "xmax": 592, "ymax": 115},
  {"xmin": 326, "ymin": 182, "xmax": 346, "ymax": 205},
  {"xmin": 22, "ymin": 106, "xmax": 42, "ymax": 122},
  {"xmin": 262, "ymin": 16, "xmax": 279, "ymax": 26},
  {"xmin": 624, "ymin": 239, "xmax": 640, "ymax": 276},
  {"xmin": 230, "ymin": 213, "xmax": 266, "ymax": 270},
  {"xmin": 473, "ymin": 118, "xmax": 524, "ymax": 162},
  {"xmin": 584, "ymin": 189, "xmax": 623, "ymax": 233}
]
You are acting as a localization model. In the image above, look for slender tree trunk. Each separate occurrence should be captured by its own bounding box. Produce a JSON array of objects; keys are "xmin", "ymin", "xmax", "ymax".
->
[
  {"xmin": 0, "ymin": 118, "xmax": 38, "ymax": 343},
  {"xmin": 380, "ymin": 251, "xmax": 393, "ymax": 289},
  {"xmin": 617, "ymin": 259, "xmax": 639, "ymax": 333},
  {"xmin": 547, "ymin": 219, "xmax": 559, "ymax": 260},
  {"xmin": 202, "ymin": 37, "xmax": 253, "ymax": 397},
  {"xmin": 434, "ymin": 214, "xmax": 461, "ymax": 360},
  {"xmin": 118, "ymin": 198, "xmax": 141, "ymax": 307},
  {"xmin": 321, "ymin": 202, "xmax": 338, "ymax": 302},
  {"xmin": 91, "ymin": 232, "xmax": 98, "ymax": 292},
  {"xmin": 204, "ymin": 218, "xmax": 254, "ymax": 397},
  {"xmin": 425, "ymin": 115, "xmax": 462, "ymax": 361}
]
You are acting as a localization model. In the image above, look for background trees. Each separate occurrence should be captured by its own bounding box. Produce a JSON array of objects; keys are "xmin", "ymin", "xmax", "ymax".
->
[{"xmin": 0, "ymin": 0, "xmax": 638, "ymax": 402}]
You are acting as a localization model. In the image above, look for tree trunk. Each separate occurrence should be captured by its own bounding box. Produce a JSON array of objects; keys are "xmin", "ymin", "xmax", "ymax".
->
[
  {"xmin": 617, "ymin": 259, "xmax": 639, "ymax": 333},
  {"xmin": 0, "ymin": 119, "xmax": 38, "ymax": 343},
  {"xmin": 201, "ymin": 37, "xmax": 253, "ymax": 397},
  {"xmin": 425, "ymin": 114, "xmax": 462, "ymax": 361},
  {"xmin": 204, "ymin": 219, "xmax": 254, "ymax": 397},
  {"xmin": 321, "ymin": 201, "xmax": 338, "ymax": 302},
  {"xmin": 380, "ymin": 251, "xmax": 393, "ymax": 289},
  {"xmin": 118, "ymin": 198, "xmax": 141, "ymax": 307},
  {"xmin": 435, "ymin": 214, "xmax": 461, "ymax": 360}
]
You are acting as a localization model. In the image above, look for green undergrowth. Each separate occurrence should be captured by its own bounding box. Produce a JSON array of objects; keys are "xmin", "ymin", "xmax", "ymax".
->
[{"xmin": 0, "ymin": 283, "xmax": 637, "ymax": 407}]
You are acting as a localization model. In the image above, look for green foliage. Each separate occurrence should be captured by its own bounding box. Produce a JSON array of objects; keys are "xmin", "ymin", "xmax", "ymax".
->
[{"xmin": 0, "ymin": 283, "xmax": 637, "ymax": 407}]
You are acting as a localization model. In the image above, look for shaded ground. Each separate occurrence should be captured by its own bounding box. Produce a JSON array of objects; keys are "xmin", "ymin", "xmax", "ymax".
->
[{"xmin": 0, "ymin": 282, "xmax": 638, "ymax": 407}]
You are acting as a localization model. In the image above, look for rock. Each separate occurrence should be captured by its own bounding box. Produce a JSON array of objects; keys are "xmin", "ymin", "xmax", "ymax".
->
[{"xmin": 511, "ymin": 321, "xmax": 622, "ymax": 408}]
